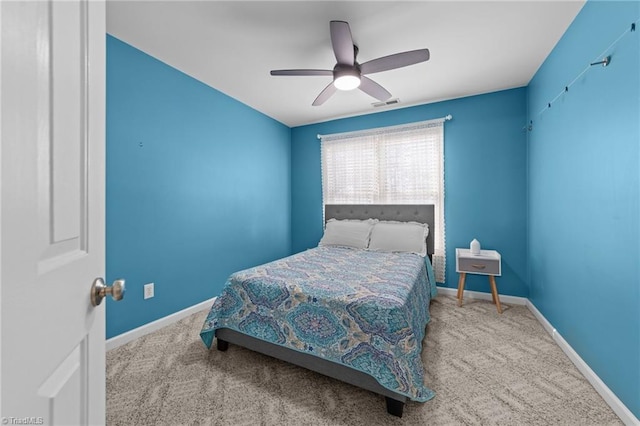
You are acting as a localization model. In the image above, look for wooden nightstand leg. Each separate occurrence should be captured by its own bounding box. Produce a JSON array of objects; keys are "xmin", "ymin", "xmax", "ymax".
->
[
  {"xmin": 489, "ymin": 275, "xmax": 502, "ymax": 314},
  {"xmin": 457, "ymin": 273, "xmax": 466, "ymax": 306}
]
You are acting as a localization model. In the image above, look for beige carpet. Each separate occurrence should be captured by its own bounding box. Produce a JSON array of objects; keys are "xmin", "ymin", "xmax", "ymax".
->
[{"xmin": 106, "ymin": 296, "xmax": 622, "ymax": 425}]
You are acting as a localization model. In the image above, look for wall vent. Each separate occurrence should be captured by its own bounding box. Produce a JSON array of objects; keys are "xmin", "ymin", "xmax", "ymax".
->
[{"xmin": 372, "ymin": 98, "xmax": 400, "ymax": 108}]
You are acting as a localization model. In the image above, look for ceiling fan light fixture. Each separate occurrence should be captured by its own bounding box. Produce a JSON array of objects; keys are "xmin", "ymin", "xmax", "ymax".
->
[
  {"xmin": 333, "ymin": 68, "xmax": 361, "ymax": 91},
  {"xmin": 270, "ymin": 21, "xmax": 430, "ymax": 105}
]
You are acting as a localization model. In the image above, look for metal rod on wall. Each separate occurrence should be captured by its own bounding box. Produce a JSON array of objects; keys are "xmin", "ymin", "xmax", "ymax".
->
[{"xmin": 526, "ymin": 18, "xmax": 638, "ymax": 132}]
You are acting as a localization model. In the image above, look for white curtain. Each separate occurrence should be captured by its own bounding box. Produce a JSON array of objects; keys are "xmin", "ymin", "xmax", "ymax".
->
[{"xmin": 320, "ymin": 119, "xmax": 446, "ymax": 283}]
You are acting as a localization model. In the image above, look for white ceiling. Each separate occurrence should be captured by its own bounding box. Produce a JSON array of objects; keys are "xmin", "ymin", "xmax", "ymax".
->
[{"xmin": 106, "ymin": 1, "xmax": 585, "ymax": 127}]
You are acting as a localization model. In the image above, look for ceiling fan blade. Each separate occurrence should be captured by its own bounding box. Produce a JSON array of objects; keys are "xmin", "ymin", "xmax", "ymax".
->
[
  {"xmin": 312, "ymin": 82, "xmax": 338, "ymax": 106},
  {"xmin": 330, "ymin": 21, "xmax": 354, "ymax": 65},
  {"xmin": 270, "ymin": 69, "xmax": 333, "ymax": 76},
  {"xmin": 360, "ymin": 49, "xmax": 430, "ymax": 75},
  {"xmin": 359, "ymin": 76, "xmax": 392, "ymax": 102}
]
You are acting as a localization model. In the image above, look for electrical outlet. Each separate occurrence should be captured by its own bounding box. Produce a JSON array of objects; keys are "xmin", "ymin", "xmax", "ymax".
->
[{"xmin": 144, "ymin": 283, "xmax": 154, "ymax": 300}]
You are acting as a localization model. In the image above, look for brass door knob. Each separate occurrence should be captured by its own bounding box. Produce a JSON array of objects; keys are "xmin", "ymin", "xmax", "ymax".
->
[{"xmin": 90, "ymin": 278, "xmax": 125, "ymax": 306}]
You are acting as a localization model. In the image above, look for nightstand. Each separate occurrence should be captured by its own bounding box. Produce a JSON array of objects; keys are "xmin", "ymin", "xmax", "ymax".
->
[{"xmin": 455, "ymin": 248, "xmax": 502, "ymax": 313}]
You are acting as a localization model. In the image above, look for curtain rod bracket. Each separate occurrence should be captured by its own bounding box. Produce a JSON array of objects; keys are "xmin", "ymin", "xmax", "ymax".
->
[{"xmin": 590, "ymin": 56, "xmax": 610, "ymax": 67}]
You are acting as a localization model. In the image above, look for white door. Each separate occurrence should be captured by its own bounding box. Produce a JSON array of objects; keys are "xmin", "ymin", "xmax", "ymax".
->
[{"xmin": 1, "ymin": 1, "xmax": 111, "ymax": 424}]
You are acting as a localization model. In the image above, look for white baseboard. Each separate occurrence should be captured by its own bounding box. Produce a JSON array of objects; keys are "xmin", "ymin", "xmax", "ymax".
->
[
  {"xmin": 105, "ymin": 297, "xmax": 216, "ymax": 351},
  {"xmin": 436, "ymin": 285, "xmax": 528, "ymax": 305},
  {"xmin": 526, "ymin": 300, "xmax": 639, "ymax": 426}
]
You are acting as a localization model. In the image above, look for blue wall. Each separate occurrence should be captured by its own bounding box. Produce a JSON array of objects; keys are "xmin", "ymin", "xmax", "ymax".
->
[
  {"xmin": 527, "ymin": 1, "xmax": 639, "ymax": 417},
  {"xmin": 291, "ymin": 88, "xmax": 528, "ymax": 297},
  {"xmin": 106, "ymin": 36, "xmax": 291, "ymax": 338}
]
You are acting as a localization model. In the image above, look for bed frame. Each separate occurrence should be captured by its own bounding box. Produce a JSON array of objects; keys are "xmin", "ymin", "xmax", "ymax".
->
[{"xmin": 215, "ymin": 204, "xmax": 435, "ymax": 417}]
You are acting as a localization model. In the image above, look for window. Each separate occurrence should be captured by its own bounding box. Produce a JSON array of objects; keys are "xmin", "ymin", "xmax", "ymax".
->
[{"xmin": 320, "ymin": 118, "xmax": 447, "ymax": 282}]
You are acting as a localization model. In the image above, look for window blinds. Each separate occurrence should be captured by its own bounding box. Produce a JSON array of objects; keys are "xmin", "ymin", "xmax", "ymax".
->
[{"xmin": 320, "ymin": 118, "xmax": 447, "ymax": 283}]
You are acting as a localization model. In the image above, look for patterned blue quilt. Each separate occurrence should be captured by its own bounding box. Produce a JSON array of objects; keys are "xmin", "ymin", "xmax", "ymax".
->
[{"xmin": 200, "ymin": 246, "xmax": 437, "ymax": 402}]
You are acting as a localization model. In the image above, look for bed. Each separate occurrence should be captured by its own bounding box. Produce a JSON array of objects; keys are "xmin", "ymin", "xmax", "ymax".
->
[{"xmin": 200, "ymin": 204, "xmax": 437, "ymax": 417}]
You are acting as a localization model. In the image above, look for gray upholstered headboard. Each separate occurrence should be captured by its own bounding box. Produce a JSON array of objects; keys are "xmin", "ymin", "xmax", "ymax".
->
[{"xmin": 324, "ymin": 204, "xmax": 435, "ymax": 257}]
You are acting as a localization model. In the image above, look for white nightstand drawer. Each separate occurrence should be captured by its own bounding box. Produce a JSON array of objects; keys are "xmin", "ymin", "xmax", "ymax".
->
[
  {"xmin": 457, "ymin": 257, "xmax": 500, "ymax": 275},
  {"xmin": 455, "ymin": 248, "xmax": 502, "ymax": 276}
]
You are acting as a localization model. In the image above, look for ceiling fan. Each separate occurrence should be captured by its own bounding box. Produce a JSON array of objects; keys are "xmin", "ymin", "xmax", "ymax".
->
[{"xmin": 270, "ymin": 20, "xmax": 430, "ymax": 106}]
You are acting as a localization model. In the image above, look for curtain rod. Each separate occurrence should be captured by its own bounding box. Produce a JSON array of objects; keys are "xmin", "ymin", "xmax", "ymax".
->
[{"xmin": 317, "ymin": 114, "xmax": 452, "ymax": 140}]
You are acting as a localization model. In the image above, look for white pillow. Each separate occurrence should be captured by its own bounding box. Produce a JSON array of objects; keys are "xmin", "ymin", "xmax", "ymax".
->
[
  {"xmin": 319, "ymin": 219, "xmax": 377, "ymax": 249},
  {"xmin": 368, "ymin": 221, "xmax": 429, "ymax": 257}
]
